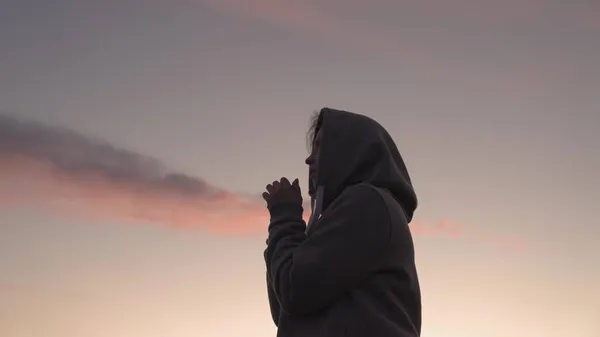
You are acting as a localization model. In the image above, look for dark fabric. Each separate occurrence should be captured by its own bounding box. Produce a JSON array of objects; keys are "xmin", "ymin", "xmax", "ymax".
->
[{"xmin": 264, "ymin": 108, "xmax": 421, "ymax": 336}]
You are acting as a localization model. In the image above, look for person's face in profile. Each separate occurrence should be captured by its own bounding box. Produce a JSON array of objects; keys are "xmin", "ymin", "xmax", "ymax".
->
[{"xmin": 305, "ymin": 129, "xmax": 322, "ymax": 190}]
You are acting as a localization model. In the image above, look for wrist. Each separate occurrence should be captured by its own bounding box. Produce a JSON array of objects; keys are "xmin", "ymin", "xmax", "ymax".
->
[{"xmin": 268, "ymin": 202, "xmax": 303, "ymax": 219}]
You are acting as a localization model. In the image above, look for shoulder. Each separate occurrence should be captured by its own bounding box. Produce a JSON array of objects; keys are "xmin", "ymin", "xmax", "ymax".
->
[
  {"xmin": 313, "ymin": 184, "xmax": 391, "ymax": 239},
  {"xmin": 339, "ymin": 183, "xmax": 385, "ymax": 201},
  {"xmin": 332, "ymin": 183, "xmax": 389, "ymax": 216}
]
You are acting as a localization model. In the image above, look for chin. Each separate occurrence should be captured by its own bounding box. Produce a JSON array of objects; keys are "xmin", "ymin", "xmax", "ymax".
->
[{"xmin": 308, "ymin": 179, "xmax": 316, "ymax": 196}]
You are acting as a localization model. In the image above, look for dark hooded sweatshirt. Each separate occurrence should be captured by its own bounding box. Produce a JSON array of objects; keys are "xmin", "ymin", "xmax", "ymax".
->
[{"xmin": 264, "ymin": 108, "xmax": 421, "ymax": 337}]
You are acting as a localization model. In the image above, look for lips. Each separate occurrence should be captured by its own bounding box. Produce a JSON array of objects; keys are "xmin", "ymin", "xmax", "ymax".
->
[{"xmin": 308, "ymin": 169, "xmax": 316, "ymax": 189}]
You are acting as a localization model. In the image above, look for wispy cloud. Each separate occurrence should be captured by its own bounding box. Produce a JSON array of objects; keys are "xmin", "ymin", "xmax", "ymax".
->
[
  {"xmin": 198, "ymin": 0, "xmax": 398, "ymax": 53},
  {"xmin": 198, "ymin": 0, "xmax": 598, "ymax": 88},
  {"xmin": 0, "ymin": 115, "xmax": 463, "ymax": 238},
  {"xmin": 410, "ymin": 220, "xmax": 465, "ymax": 238},
  {"xmin": 0, "ymin": 115, "xmax": 268, "ymax": 234},
  {"xmin": 198, "ymin": 0, "xmax": 597, "ymax": 51}
]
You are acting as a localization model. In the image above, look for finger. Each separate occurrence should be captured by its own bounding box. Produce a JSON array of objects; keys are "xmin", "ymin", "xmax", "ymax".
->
[
  {"xmin": 292, "ymin": 178, "xmax": 300, "ymax": 190},
  {"xmin": 266, "ymin": 184, "xmax": 274, "ymax": 193},
  {"xmin": 280, "ymin": 177, "xmax": 291, "ymax": 187},
  {"xmin": 262, "ymin": 192, "xmax": 270, "ymax": 201},
  {"xmin": 272, "ymin": 180, "xmax": 281, "ymax": 189}
]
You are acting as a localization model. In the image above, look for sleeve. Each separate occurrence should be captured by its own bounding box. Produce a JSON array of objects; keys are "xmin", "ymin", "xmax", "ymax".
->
[
  {"xmin": 265, "ymin": 248, "xmax": 281, "ymax": 326},
  {"xmin": 265, "ymin": 184, "xmax": 391, "ymax": 316}
]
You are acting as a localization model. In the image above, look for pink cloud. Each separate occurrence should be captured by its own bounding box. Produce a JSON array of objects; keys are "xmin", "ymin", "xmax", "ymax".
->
[
  {"xmin": 199, "ymin": 0, "xmax": 588, "ymax": 36},
  {"xmin": 198, "ymin": 0, "xmax": 400, "ymax": 54},
  {"xmin": 0, "ymin": 153, "xmax": 269, "ymax": 235},
  {"xmin": 195, "ymin": 0, "xmax": 572, "ymax": 53},
  {"xmin": 411, "ymin": 220, "xmax": 466, "ymax": 238},
  {"xmin": 197, "ymin": 0, "xmax": 597, "ymax": 90}
]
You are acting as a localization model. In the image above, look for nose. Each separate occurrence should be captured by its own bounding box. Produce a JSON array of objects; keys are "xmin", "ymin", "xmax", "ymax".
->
[{"xmin": 305, "ymin": 153, "xmax": 314, "ymax": 166}]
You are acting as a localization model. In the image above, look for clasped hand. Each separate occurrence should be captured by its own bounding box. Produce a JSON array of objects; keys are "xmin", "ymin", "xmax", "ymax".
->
[{"xmin": 262, "ymin": 177, "xmax": 303, "ymax": 208}]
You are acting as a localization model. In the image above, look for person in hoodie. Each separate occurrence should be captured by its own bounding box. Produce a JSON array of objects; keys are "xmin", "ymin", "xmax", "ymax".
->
[{"xmin": 262, "ymin": 108, "xmax": 421, "ymax": 337}]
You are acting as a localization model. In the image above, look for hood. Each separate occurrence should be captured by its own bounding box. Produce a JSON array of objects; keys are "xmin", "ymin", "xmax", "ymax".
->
[{"xmin": 309, "ymin": 107, "xmax": 417, "ymax": 223}]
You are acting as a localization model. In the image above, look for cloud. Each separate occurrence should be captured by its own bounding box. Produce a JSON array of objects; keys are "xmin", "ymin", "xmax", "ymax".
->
[
  {"xmin": 198, "ymin": 0, "xmax": 397, "ymax": 53},
  {"xmin": 0, "ymin": 115, "xmax": 267, "ymax": 234},
  {"xmin": 198, "ymin": 0, "xmax": 598, "ymax": 89},
  {"xmin": 200, "ymin": 0, "xmax": 597, "ymax": 38},
  {"xmin": 410, "ymin": 220, "xmax": 465, "ymax": 239},
  {"xmin": 0, "ymin": 115, "xmax": 463, "ymax": 238},
  {"xmin": 196, "ymin": 0, "xmax": 584, "ymax": 51}
]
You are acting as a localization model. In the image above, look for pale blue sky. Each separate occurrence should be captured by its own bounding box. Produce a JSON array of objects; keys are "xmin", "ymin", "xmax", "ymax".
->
[{"xmin": 1, "ymin": 1, "xmax": 599, "ymax": 336}]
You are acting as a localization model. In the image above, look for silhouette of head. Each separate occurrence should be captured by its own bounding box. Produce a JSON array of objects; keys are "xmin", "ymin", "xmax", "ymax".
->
[{"xmin": 303, "ymin": 108, "xmax": 416, "ymax": 220}]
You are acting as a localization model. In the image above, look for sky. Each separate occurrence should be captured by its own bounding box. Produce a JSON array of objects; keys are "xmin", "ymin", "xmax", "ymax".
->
[{"xmin": 0, "ymin": 0, "xmax": 599, "ymax": 336}]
